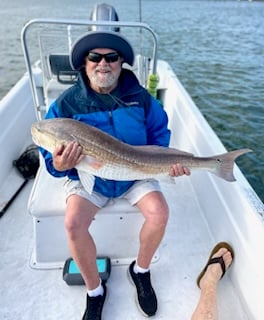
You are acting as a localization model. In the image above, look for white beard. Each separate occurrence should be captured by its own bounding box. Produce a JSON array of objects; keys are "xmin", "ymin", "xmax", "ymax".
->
[{"xmin": 90, "ymin": 67, "xmax": 118, "ymax": 89}]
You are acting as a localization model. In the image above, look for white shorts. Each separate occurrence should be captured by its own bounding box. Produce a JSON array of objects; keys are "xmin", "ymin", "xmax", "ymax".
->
[{"xmin": 64, "ymin": 179, "xmax": 161, "ymax": 208}]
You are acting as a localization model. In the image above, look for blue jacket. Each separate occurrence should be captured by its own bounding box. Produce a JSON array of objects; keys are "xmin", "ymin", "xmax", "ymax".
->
[{"xmin": 41, "ymin": 68, "xmax": 171, "ymax": 197}]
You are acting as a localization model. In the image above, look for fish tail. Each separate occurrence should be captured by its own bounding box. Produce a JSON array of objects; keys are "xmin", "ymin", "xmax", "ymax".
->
[{"xmin": 213, "ymin": 148, "xmax": 252, "ymax": 182}]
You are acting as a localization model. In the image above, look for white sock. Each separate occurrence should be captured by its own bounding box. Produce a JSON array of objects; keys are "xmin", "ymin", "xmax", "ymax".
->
[
  {"xmin": 87, "ymin": 280, "xmax": 104, "ymax": 297},
  {"xmin": 133, "ymin": 261, "xmax": 150, "ymax": 274}
]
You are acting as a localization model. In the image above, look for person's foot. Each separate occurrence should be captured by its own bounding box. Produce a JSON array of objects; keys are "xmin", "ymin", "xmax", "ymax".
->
[
  {"xmin": 198, "ymin": 247, "xmax": 233, "ymax": 289},
  {"xmin": 82, "ymin": 282, "xmax": 107, "ymax": 320},
  {"xmin": 128, "ymin": 261, "xmax": 157, "ymax": 317}
]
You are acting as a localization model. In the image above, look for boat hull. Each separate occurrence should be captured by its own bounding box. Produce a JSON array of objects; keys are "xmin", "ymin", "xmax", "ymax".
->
[{"xmin": 0, "ymin": 27, "xmax": 263, "ymax": 319}]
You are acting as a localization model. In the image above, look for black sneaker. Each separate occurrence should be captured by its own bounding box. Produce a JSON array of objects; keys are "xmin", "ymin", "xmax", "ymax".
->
[
  {"xmin": 128, "ymin": 261, "xmax": 157, "ymax": 317},
  {"xmin": 82, "ymin": 282, "xmax": 107, "ymax": 320}
]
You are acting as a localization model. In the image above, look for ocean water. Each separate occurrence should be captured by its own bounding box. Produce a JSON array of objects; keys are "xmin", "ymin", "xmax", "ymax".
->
[{"xmin": 0, "ymin": 0, "xmax": 263, "ymax": 202}]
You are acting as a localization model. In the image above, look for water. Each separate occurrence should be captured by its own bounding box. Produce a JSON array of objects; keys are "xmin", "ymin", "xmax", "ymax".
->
[{"xmin": 0, "ymin": 0, "xmax": 263, "ymax": 202}]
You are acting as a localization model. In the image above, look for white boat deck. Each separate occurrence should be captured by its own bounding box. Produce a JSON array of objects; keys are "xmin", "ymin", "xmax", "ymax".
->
[{"xmin": 0, "ymin": 177, "xmax": 248, "ymax": 320}]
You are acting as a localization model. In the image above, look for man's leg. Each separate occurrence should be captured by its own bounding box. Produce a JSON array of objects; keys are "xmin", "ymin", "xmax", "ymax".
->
[
  {"xmin": 65, "ymin": 194, "xmax": 108, "ymax": 320},
  {"xmin": 65, "ymin": 194, "xmax": 100, "ymax": 290},
  {"xmin": 191, "ymin": 247, "xmax": 233, "ymax": 320},
  {"xmin": 136, "ymin": 191, "xmax": 169, "ymax": 269},
  {"xmin": 128, "ymin": 190, "xmax": 169, "ymax": 317}
]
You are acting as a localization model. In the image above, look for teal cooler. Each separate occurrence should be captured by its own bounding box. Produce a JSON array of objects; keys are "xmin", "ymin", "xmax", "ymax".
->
[{"xmin": 63, "ymin": 257, "xmax": 111, "ymax": 285}]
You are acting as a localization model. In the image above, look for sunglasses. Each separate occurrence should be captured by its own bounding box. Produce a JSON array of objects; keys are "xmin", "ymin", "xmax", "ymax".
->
[{"xmin": 86, "ymin": 52, "xmax": 120, "ymax": 63}]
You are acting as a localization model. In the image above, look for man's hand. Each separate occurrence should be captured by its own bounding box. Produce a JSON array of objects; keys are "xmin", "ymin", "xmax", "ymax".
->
[
  {"xmin": 52, "ymin": 142, "xmax": 84, "ymax": 171},
  {"xmin": 169, "ymin": 163, "xmax": 190, "ymax": 177}
]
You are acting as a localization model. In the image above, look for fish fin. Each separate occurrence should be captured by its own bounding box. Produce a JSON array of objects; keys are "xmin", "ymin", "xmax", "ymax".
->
[
  {"xmin": 77, "ymin": 170, "xmax": 95, "ymax": 194},
  {"xmin": 169, "ymin": 148, "xmax": 193, "ymax": 156},
  {"xmin": 134, "ymin": 145, "xmax": 193, "ymax": 156},
  {"xmin": 213, "ymin": 148, "xmax": 252, "ymax": 182},
  {"xmin": 81, "ymin": 155, "xmax": 104, "ymax": 170}
]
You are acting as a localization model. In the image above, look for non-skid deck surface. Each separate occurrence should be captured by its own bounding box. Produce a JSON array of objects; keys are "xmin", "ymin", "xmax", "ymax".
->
[{"xmin": 0, "ymin": 178, "xmax": 248, "ymax": 320}]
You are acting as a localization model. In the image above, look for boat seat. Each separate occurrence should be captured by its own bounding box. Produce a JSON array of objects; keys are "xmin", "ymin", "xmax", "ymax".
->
[
  {"xmin": 28, "ymin": 160, "xmax": 159, "ymax": 269},
  {"xmin": 42, "ymin": 54, "xmax": 78, "ymax": 108},
  {"xmin": 49, "ymin": 54, "xmax": 78, "ymax": 85}
]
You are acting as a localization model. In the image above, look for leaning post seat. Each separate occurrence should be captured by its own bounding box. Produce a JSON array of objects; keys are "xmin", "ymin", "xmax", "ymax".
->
[
  {"xmin": 28, "ymin": 160, "xmax": 159, "ymax": 269},
  {"xmin": 43, "ymin": 54, "xmax": 78, "ymax": 108},
  {"xmin": 48, "ymin": 54, "xmax": 78, "ymax": 85}
]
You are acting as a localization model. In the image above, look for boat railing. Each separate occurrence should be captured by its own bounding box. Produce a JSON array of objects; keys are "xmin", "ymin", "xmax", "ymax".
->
[{"xmin": 21, "ymin": 19, "xmax": 158, "ymax": 120}]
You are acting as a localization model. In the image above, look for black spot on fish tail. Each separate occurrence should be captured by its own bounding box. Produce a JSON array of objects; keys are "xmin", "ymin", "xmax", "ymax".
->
[{"xmin": 213, "ymin": 148, "xmax": 252, "ymax": 182}]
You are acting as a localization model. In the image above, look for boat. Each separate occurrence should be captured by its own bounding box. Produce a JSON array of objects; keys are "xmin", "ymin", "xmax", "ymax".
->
[{"xmin": 0, "ymin": 3, "xmax": 263, "ymax": 319}]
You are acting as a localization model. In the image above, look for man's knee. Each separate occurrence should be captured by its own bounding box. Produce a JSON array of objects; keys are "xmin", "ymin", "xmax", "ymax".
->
[
  {"xmin": 64, "ymin": 199, "xmax": 96, "ymax": 238},
  {"xmin": 65, "ymin": 211, "xmax": 82, "ymax": 232},
  {"xmin": 151, "ymin": 206, "xmax": 169, "ymax": 226},
  {"xmin": 141, "ymin": 195, "xmax": 169, "ymax": 226}
]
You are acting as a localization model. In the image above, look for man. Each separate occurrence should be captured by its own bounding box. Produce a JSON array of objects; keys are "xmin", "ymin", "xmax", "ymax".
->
[{"xmin": 40, "ymin": 29, "xmax": 190, "ymax": 319}]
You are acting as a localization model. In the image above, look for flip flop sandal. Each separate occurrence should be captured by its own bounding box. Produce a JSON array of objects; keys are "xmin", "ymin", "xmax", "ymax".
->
[{"xmin": 196, "ymin": 241, "xmax": 234, "ymax": 288}]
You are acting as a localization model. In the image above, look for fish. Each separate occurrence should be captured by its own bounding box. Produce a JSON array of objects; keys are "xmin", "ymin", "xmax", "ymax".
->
[{"xmin": 31, "ymin": 118, "xmax": 252, "ymax": 193}]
